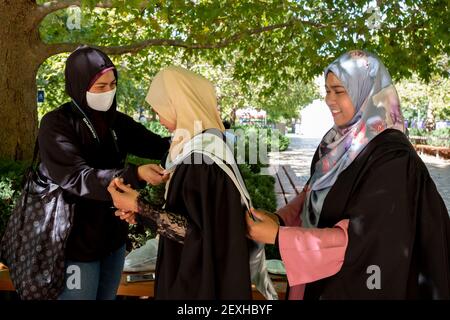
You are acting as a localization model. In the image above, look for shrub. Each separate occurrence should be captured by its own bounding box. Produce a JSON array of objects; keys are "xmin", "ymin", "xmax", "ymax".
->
[
  {"xmin": 429, "ymin": 128, "xmax": 450, "ymax": 147},
  {"xmin": 238, "ymin": 164, "xmax": 276, "ymax": 212},
  {"xmin": 407, "ymin": 127, "xmax": 426, "ymax": 137},
  {"xmin": 232, "ymin": 125, "xmax": 290, "ymax": 152},
  {"xmin": 408, "ymin": 127, "xmax": 450, "ymax": 147},
  {"xmin": 0, "ymin": 160, "xmax": 28, "ymax": 242},
  {"xmin": 239, "ymin": 164, "xmax": 280, "ymax": 260},
  {"xmin": 143, "ymin": 120, "xmax": 171, "ymax": 138}
]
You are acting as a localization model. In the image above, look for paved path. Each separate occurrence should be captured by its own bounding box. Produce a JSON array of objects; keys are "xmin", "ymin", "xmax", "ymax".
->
[
  {"xmin": 419, "ymin": 154, "xmax": 450, "ymax": 211},
  {"xmin": 270, "ymin": 134, "xmax": 450, "ymax": 213}
]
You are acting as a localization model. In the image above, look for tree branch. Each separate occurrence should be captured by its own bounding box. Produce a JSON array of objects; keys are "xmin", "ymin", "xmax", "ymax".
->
[
  {"xmin": 44, "ymin": 18, "xmax": 324, "ymax": 57},
  {"xmin": 44, "ymin": 39, "xmax": 187, "ymax": 57},
  {"xmin": 34, "ymin": 1, "xmax": 112, "ymax": 26},
  {"xmin": 34, "ymin": 0, "xmax": 151, "ymax": 29},
  {"xmin": 38, "ymin": 0, "xmax": 113, "ymax": 14},
  {"xmin": 36, "ymin": 1, "xmax": 147, "ymax": 26},
  {"xmin": 38, "ymin": 0, "xmax": 151, "ymax": 15}
]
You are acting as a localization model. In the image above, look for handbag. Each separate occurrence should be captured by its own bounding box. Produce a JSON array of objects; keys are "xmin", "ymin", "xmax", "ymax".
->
[{"xmin": 0, "ymin": 140, "xmax": 74, "ymax": 300}]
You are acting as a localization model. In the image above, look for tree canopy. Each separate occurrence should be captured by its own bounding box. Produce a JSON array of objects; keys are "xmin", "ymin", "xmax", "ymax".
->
[
  {"xmin": 36, "ymin": 0, "xmax": 450, "ymax": 121},
  {"xmin": 0, "ymin": 0, "xmax": 449, "ymax": 160},
  {"xmin": 37, "ymin": 0, "xmax": 449, "ymax": 81}
]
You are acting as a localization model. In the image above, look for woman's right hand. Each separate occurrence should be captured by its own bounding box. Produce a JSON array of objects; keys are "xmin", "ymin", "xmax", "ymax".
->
[
  {"xmin": 246, "ymin": 208, "xmax": 279, "ymax": 244},
  {"xmin": 107, "ymin": 178, "xmax": 139, "ymax": 212},
  {"xmin": 137, "ymin": 164, "xmax": 170, "ymax": 185}
]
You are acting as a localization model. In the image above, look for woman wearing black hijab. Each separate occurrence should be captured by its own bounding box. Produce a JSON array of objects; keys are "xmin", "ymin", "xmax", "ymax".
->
[{"xmin": 37, "ymin": 46, "xmax": 170, "ymax": 300}]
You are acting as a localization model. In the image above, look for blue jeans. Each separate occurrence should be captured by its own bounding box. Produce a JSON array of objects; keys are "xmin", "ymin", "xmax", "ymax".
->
[{"xmin": 58, "ymin": 244, "xmax": 126, "ymax": 300}]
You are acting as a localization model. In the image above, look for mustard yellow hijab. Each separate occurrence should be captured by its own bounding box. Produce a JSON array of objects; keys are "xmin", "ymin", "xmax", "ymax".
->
[{"xmin": 145, "ymin": 66, "xmax": 225, "ymax": 162}]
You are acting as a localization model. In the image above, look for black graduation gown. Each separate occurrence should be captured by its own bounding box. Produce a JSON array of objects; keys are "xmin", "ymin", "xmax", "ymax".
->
[
  {"xmin": 303, "ymin": 129, "xmax": 450, "ymax": 299},
  {"xmin": 154, "ymin": 154, "xmax": 253, "ymax": 299}
]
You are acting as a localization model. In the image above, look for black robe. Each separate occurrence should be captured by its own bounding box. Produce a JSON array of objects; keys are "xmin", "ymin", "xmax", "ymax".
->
[
  {"xmin": 304, "ymin": 129, "xmax": 450, "ymax": 299},
  {"xmin": 154, "ymin": 154, "xmax": 253, "ymax": 299}
]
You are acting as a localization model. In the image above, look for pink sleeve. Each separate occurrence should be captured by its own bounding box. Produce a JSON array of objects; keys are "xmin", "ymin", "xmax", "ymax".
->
[
  {"xmin": 276, "ymin": 190, "xmax": 306, "ymax": 227},
  {"xmin": 279, "ymin": 219, "xmax": 349, "ymax": 287}
]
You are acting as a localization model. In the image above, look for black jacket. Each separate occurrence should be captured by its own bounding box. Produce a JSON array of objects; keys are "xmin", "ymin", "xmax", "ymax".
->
[{"xmin": 38, "ymin": 102, "xmax": 169, "ymax": 261}]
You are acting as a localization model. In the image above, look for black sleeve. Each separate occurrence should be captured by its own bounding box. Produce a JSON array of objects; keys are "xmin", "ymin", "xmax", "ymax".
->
[
  {"xmin": 38, "ymin": 111, "xmax": 137, "ymax": 201},
  {"xmin": 115, "ymin": 113, "xmax": 170, "ymax": 161},
  {"xmin": 119, "ymin": 163, "xmax": 143, "ymax": 190},
  {"xmin": 275, "ymin": 214, "xmax": 286, "ymax": 226},
  {"xmin": 274, "ymin": 214, "xmax": 284, "ymax": 247}
]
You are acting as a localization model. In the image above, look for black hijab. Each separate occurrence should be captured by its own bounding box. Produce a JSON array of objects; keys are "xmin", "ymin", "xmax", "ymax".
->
[{"xmin": 65, "ymin": 46, "xmax": 118, "ymax": 138}]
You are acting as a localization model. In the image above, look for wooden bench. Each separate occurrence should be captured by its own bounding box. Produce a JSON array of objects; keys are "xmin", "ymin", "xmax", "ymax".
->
[
  {"xmin": 413, "ymin": 144, "xmax": 450, "ymax": 160},
  {"xmin": 0, "ymin": 263, "xmax": 14, "ymax": 292},
  {"xmin": 409, "ymin": 135, "xmax": 428, "ymax": 145},
  {"xmin": 273, "ymin": 165, "xmax": 304, "ymax": 209},
  {"xmin": 118, "ymin": 271, "xmax": 286, "ymax": 299},
  {"xmin": 1, "ymin": 263, "xmax": 286, "ymax": 300}
]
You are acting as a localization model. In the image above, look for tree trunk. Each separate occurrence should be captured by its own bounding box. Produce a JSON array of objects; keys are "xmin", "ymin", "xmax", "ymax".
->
[
  {"xmin": 425, "ymin": 101, "xmax": 436, "ymax": 132},
  {"xmin": 0, "ymin": 1, "xmax": 45, "ymax": 161},
  {"xmin": 231, "ymin": 107, "xmax": 237, "ymax": 125}
]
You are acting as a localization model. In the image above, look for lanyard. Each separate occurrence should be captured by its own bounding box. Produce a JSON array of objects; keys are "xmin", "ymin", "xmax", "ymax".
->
[
  {"xmin": 72, "ymin": 100, "xmax": 100, "ymax": 143},
  {"xmin": 71, "ymin": 100, "xmax": 119, "ymax": 153}
]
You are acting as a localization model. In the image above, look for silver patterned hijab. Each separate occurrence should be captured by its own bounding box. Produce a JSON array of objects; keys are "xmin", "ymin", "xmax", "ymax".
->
[{"xmin": 301, "ymin": 50, "xmax": 405, "ymax": 228}]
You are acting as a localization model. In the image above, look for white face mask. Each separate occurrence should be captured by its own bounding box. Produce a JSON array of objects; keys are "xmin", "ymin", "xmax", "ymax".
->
[{"xmin": 86, "ymin": 88, "xmax": 116, "ymax": 112}]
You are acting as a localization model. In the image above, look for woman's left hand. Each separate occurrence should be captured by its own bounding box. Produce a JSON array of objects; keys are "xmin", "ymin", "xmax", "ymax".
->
[
  {"xmin": 107, "ymin": 178, "xmax": 139, "ymax": 213},
  {"xmin": 245, "ymin": 208, "xmax": 279, "ymax": 244}
]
